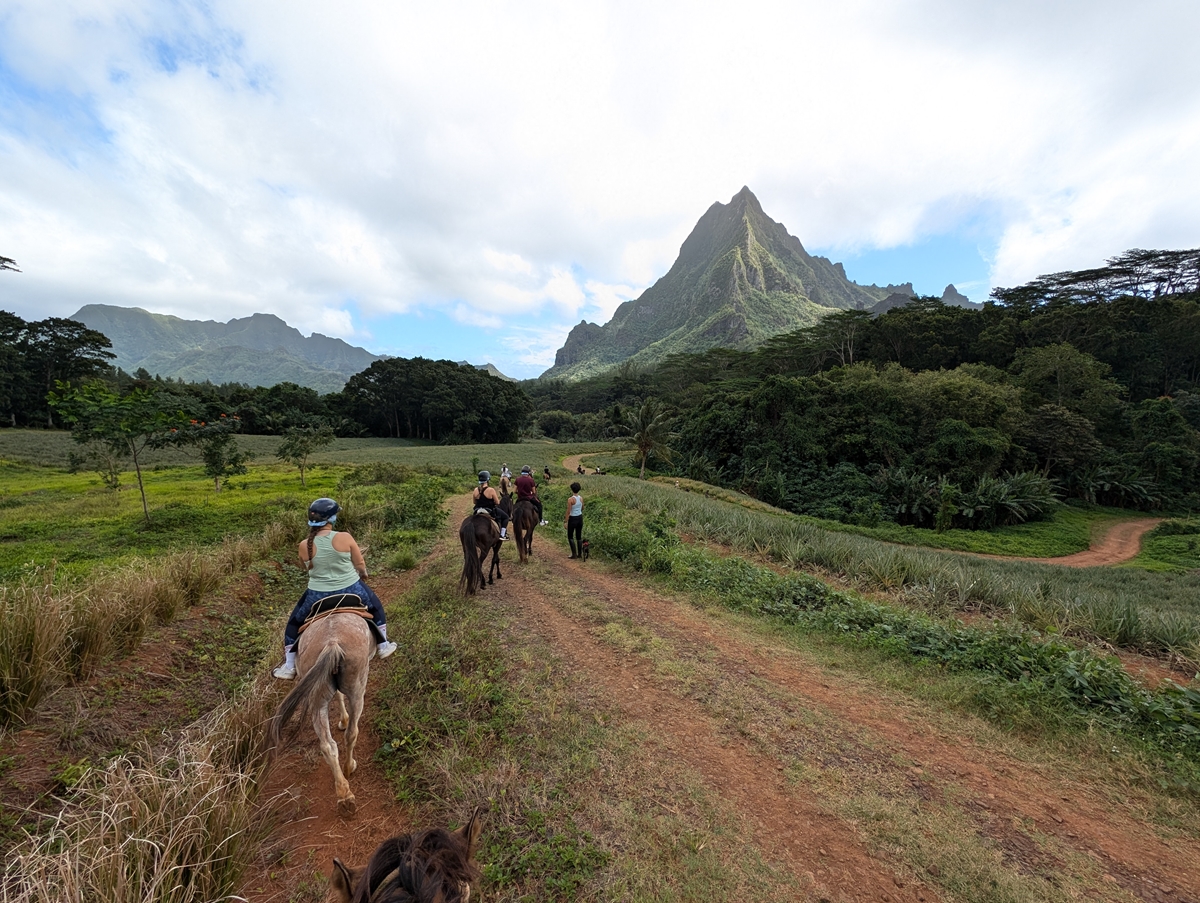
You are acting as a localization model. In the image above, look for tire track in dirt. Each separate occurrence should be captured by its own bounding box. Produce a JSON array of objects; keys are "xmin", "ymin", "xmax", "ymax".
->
[
  {"xmin": 484, "ymin": 522, "xmax": 939, "ymax": 901},
  {"xmin": 531, "ymin": 554, "xmax": 1200, "ymax": 903}
]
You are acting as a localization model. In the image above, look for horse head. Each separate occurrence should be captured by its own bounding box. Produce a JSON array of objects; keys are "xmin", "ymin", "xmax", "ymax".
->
[{"xmin": 331, "ymin": 810, "xmax": 483, "ymax": 903}]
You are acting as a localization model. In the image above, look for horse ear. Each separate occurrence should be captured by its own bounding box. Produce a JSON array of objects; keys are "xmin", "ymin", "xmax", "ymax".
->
[
  {"xmin": 330, "ymin": 858, "xmax": 360, "ymax": 903},
  {"xmin": 457, "ymin": 807, "xmax": 484, "ymax": 858}
]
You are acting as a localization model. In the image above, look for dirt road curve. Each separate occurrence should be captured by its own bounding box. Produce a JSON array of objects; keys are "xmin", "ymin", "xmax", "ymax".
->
[
  {"xmin": 245, "ymin": 493, "xmax": 1198, "ymax": 903},
  {"xmin": 974, "ymin": 517, "xmax": 1163, "ymax": 568}
]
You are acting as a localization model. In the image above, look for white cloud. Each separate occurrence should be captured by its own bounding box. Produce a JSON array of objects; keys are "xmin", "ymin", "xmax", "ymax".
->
[{"xmin": 1, "ymin": 0, "xmax": 1198, "ymax": 378}]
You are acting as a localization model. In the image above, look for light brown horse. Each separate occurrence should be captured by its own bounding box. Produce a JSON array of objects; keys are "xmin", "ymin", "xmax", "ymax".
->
[
  {"xmin": 269, "ymin": 610, "xmax": 372, "ymax": 814},
  {"xmin": 330, "ymin": 809, "xmax": 483, "ymax": 903},
  {"xmin": 511, "ymin": 498, "xmax": 538, "ymax": 563},
  {"xmin": 459, "ymin": 513, "xmax": 502, "ymax": 594}
]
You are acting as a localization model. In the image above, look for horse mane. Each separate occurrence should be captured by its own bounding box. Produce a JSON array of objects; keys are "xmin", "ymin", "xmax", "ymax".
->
[{"xmin": 353, "ymin": 828, "xmax": 481, "ymax": 903}]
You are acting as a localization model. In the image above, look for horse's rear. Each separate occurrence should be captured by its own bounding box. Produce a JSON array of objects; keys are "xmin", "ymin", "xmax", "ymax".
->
[
  {"xmin": 459, "ymin": 514, "xmax": 500, "ymax": 595},
  {"xmin": 269, "ymin": 613, "xmax": 372, "ymax": 814},
  {"xmin": 512, "ymin": 499, "xmax": 538, "ymax": 563}
]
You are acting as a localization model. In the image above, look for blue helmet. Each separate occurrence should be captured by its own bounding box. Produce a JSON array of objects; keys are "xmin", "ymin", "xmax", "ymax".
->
[
  {"xmin": 308, "ymin": 497, "xmax": 339, "ymax": 526},
  {"xmin": 478, "ymin": 471, "xmax": 491, "ymax": 483}
]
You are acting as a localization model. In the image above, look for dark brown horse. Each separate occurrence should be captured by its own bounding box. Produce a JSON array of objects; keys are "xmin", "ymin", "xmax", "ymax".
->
[
  {"xmin": 511, "ymin": 498, "xmax": 538, "ymax": 563},
  {"xmin": 330, "ymin": 810, "xmax": 483, "ymax": 903},
  {"xmin": 458, "ymin": 512, "xmax": 502, "ymax": 594}
]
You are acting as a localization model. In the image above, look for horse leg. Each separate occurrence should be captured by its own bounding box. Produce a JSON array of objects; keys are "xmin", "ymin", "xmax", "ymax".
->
[
  {"xmin": 312, "ymin": 703, "xmax": 354, "ymax": 814},
  {"xmin": 492, "ymin": 541, "xmax": 503, "ymax": 582},
  {"xmin": 478, "ymin": 543, "xmax": 490, "ymax": 587},
  {"xmin": 332, "ymin": 691, "xmax": 349, "ymax": 732},
  {"xmin": 341, "ymin": 685, "xmax": 365, "ymax": 779}
]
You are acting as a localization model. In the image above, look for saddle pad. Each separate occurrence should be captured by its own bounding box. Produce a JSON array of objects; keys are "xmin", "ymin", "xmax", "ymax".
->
[{"xmin": 304, "ymin": 592, "xmax": 367, "ymax": 621}]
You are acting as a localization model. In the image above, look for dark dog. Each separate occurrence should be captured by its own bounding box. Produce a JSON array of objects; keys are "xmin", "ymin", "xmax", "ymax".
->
[{"xmin": 580, "ymin": 538, "xmax": 590, "ymax": 561}]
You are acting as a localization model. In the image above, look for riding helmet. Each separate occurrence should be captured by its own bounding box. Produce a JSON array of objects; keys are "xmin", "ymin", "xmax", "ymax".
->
[
  {"xmin": 478, "ymin": 470, "xmax": 491, "ymax": 483},
  {"xmin": 521, "ymin": 465, "xmax": 531, "ymax": 474},
  {"xmin": 308, "ymin": 497, "xmax": 339, "ymax": 526}
]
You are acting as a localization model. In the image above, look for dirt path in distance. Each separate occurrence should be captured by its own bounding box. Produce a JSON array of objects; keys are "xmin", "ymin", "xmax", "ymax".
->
[{"xmin": 972, "ymin": 517, "xmax": 1163, "ymax": 568}]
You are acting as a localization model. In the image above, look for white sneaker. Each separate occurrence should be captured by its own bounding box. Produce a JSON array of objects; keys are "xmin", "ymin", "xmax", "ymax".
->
[
  {"xmin": 500, "ymin": 532, "xmax": 510, "ymax": 540},
  {"xmin": 540, "ymin": 520, "xmax": 548, "ymax": 526},
  {"xmin": 272, "ymin": 663, "xmax": 296, "ymax": 680},
  {"xmin": 377, "ymin": 641, "xmax": 398, "ymax": 659}
]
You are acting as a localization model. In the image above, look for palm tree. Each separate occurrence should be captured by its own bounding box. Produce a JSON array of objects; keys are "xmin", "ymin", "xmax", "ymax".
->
[
  {"xmin": 626, "ymin": 398, "xmax": 676, "ymax": 479},
  {"xmin": 0, "ymin": 256, "xmax": 19, "ymax": 272}
]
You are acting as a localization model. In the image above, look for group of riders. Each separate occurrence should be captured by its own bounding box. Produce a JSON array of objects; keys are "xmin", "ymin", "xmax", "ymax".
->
[
  {"xmin": 470, "ymin": 463, "xmax": 549, "ymax": 541},
  {"xmin": 274, "ymin": 462, "xmax": 585, "ymax": 680}
]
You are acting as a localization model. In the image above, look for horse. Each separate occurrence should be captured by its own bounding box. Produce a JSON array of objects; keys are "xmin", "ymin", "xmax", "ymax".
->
[
  {"xmin": 268, "ymin": 607, "xmax": 372, "ymax": 815},
  {"xmin": 458, "ymin": 512, "xmax": 502, "ymax": 595},
  {"xmin": 330, "ymin": 809, "xmax": 483, "ymax": 903},
  {"xmin": 511, "ymin": 497, "xmax": 538, "ymax": 563}
]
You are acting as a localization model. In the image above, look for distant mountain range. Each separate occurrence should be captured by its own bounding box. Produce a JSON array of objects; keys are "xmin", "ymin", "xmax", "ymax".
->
[
  {"xmin": 869, "ymin": 283, "xmax": 980, "ymax": 316},
  {"xmin": 71, "ymin": 305, "xmax": 512, "ymax": 392},
  {"xmin": 70, "ymin": 305, "xmax": 382, "ymax": 394},
  {"xmin": 541, "ymin": 187, "xmax": 931, "ymax": 380}
]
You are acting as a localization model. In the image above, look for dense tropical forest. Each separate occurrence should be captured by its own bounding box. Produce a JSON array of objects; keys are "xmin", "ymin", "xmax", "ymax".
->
[
  {"xmin": 3, "ymin": 248, "xmax": 1199, "ymax": 528},
  {"xmin": 526, "ymin": 249, "xmax": 1200, "ymax": 524}
]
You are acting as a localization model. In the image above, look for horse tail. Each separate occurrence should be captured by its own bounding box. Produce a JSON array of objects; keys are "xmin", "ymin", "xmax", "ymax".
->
[
  {"xmin": 269, "ymin": 644, "xmax": 344, "ymax": 750},
  {"xmin": 459, "ymin": 518, "xmax": 483, "ymax": 595}
]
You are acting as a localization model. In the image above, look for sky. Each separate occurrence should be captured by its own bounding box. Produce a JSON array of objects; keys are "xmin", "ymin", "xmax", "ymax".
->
[{"xmin": 1, "ymin": 1, "xmax": 1198, "ymax": 379}]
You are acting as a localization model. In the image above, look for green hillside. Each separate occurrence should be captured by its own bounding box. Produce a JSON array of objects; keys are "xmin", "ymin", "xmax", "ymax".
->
[
  {"xmin": 542, "ymin": 187, "xmax": 903, "ymax": 380},
  {"xmin": 70, "ymin": 305, "xmax": 380, "ymax": 390}
]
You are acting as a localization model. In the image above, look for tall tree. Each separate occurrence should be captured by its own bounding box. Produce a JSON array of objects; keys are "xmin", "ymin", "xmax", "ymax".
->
[{"xmin": 19, "ymin": 318, "xmax": 115, "ymax": 427}]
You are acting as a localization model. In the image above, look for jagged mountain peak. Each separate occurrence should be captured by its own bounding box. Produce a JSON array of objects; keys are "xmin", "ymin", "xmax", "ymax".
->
[{"xmin": 541, "ymin": 188, "xmax": 892, "ymax": 380}]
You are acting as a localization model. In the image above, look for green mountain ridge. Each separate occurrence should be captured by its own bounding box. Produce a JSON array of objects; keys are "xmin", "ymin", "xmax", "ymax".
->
[
  {"xmin": 70, "ymin": 304, "xmax": 381, "ymax": 391},
  {"xmin": 541, "ymin": 187, "xmax": 908, "ymax": 380}
]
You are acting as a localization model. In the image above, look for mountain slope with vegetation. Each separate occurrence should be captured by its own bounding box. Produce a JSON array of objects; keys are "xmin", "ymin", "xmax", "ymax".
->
[
  {"xmin": 541, "ymin": 187, "xmax": 905, "ymax": 380},
  {"xmin": 70, "ymin": 304, "xmax": 381, "ymax": 391}
]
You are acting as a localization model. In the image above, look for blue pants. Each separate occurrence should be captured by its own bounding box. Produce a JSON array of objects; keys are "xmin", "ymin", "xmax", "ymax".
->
[{"xmin": 284, "ymin": 580, "xmax": 385, "ymax": 648}]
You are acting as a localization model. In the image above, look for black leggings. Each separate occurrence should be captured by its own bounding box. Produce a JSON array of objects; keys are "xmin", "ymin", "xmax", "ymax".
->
[{"xmin": 567, "ymin": 515, "xmax": 583, "ymax": 556}]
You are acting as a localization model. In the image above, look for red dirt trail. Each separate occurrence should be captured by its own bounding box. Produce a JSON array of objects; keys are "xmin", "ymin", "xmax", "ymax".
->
[{"xmin": 241, "ymin": 475, "xmax": 1196, "ymax": 903}]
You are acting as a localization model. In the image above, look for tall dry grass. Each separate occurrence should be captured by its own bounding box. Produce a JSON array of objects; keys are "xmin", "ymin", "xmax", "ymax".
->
[
  {"xmin": 3, "ymin": 679, "xmax": 280, "ymax": 903},
  {"xmin": 0, "ymin": 519, "xmax": 295, "ymax": 727}
]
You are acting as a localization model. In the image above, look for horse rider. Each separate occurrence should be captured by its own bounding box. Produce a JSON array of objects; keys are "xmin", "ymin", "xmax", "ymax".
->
[
  {"xmin": 273, "ymin": 497, "xmax": 398, "ymax": 680},
  {"xmin": 473, "ymin": 471, "xmax": 510, "ymax": 540},
  {"xmin": 543, "ymin": 465, "xmax": 552, "ymax": 483},
  {"xmin": 515, "ymin": 465, "xmax": 549, "ymax": 525},
  {"xmin": 500, "ymin": 463, "xmax": 512, "ymax": 482}
]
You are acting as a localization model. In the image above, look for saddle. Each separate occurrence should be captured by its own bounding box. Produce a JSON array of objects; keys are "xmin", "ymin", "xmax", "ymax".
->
[
  {"xmin": 474, "ymin": 508, "xmax": 496, "ymax": 519},
  {"xmin": 295, "ymin": 593, "xmax": 384, "ymax": 652}
]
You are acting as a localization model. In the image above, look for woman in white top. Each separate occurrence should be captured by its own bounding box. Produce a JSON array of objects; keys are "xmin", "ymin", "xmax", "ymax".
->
[{"xmin": 565, "ymin": 482, "xmax": 584, "ymax": 559}]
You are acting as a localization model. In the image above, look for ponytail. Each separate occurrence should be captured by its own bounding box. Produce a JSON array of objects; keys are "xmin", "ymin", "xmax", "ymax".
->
[{"xmin": 305, "ymin": 524, "xmax": 322, "ymax": 569}]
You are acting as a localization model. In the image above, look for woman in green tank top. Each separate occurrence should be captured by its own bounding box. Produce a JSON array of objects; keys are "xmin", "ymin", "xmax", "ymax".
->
[{"xmin": 272, "ymin": 498, "xmax": 398, "ymax": 680}]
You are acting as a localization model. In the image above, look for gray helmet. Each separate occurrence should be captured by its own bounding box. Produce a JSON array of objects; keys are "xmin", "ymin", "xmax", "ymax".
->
[
  {"xmin": 308, "ymin": 497, "xmax": 339, "ymax": 526},
  {"xmin": 478, "ymin": 470, "xmax": 491, "ymax": 483},
  {"xmin": 521, "ymin": 465, "xmax": 531, "ymax": 474}
]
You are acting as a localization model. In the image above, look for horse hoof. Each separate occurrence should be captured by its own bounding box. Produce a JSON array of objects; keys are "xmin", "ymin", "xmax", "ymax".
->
[{"xmin": 338, "ymin": 795, "xmax": 357, "ymax": 816}]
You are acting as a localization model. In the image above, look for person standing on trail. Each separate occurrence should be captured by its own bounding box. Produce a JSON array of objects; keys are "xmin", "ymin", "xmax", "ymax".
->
[
  {"xmin": 565, "ymin": 481, "xmax": 584, "ymax": 559},
  {"xmin": 515, "ymin": 465, "xmax": 549, "ymax": 525},
  {"xmin": 273, "ymin": 497, "xmax": 397, "ymax": 680},
  {"xmin": 473, "ymin": 471, "xmax": 510, "ymax": 540}
]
